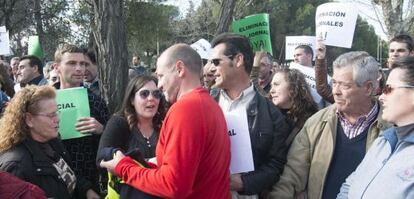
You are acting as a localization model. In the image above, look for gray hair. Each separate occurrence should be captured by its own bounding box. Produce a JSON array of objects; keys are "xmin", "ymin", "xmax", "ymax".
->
[{"xmin": 333, "ymin": 51, "xmax": 380, "ymax": 91}]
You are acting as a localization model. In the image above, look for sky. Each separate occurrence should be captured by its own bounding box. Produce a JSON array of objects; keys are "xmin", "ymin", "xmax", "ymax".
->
[
  {"xmin": 164, "ymin": 0, "xmax": 394, "ymax": 40},
  {"xmin": 163, "ymin": 0, "xmax": 202, "ymax": 17}
]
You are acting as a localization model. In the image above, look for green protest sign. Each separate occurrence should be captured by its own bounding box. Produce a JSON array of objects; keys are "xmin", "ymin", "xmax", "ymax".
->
[
  {"xmin": 28, "ymin": 36, "xmax": 44, "ymax": 59},
  {"xmin": 56, "ymin": 87, "xmax": 90, "ymax": 140},
  {"xmin": 232, "ymin": 13, "xmax": 273, "ymax": 55}
]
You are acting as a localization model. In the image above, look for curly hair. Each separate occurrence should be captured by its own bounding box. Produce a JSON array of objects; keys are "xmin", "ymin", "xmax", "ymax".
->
[
  {"xmin": 116, "ymin": 75, "xmax": 167, "ymax": 133},
  {"xmin": 274, "ymin": 68, "xmax": 318, "ymax": 128},
  {"xmin": 0, "ymin": 85, "xmax": 56, "ymax": 152}
]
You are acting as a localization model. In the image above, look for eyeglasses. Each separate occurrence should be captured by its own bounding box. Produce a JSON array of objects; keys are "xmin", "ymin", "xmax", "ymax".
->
[
  {"xmin": 32, "ymin": 111, "xmax": 59, "ymax": 119},
  {"xmin": 382, "ymin": 84, "xmax": 414, "ymax": 95},
  {"xmin": 209, "ymin": 54, "xmax": 236, "ymax": 66},
  {"xmin": 138, "ymin": 89, "xmax": 162, "ymax": 99}
]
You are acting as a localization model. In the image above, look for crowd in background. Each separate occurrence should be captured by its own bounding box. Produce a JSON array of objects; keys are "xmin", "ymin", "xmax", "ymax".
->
[{"xmin": 0, "ymin": 32, "xmax": 413, "ymax": 199}]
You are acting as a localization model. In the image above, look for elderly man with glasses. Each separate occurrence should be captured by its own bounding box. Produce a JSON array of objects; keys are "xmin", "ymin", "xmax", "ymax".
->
[{"xmin": 269, "ymin": 51, "xmax": 391, "ymax": 199}]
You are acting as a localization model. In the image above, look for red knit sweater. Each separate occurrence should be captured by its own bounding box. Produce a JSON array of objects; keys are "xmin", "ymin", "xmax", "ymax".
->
[{"xmin": 115, "ymin": 88, "xmax": 231, "ymax": 199}]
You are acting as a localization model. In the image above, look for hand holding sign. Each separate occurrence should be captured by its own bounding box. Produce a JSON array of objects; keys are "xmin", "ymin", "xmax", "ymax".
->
[
  {"xmin": 76, "ymin": 117, "xmax": 104, "ymax": 135},
  {"xmin": 316, "ymin": 39, "xmax": 326, "ymax": 59},
  {"xmin": 230, "ymin": 173, "xmax": 243, "ymax": 191},
  {"xmin": 253, "ymin": 51, "xmax": 267, "ymax": 68}
]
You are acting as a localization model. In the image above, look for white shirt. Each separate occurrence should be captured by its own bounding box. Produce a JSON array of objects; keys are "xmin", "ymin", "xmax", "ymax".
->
[{"xmin": 218, "ymin": 84, "xmax": 255, "ymax": 113}]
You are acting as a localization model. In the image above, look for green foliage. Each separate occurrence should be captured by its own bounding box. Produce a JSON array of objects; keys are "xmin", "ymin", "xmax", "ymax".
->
[
  {"xmin": 126, "ymin": 1, "xmax": 179, "ymax": 65},
  {"xmin": 171, "ymin": 0, "xmax": 218, "ymax": 44}
]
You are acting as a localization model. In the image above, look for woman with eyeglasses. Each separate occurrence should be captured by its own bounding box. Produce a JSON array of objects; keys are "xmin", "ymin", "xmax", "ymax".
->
[
  {"xmin": 97, "ymin": 75, "xmax": 167, "ymax": 198},
  {"xmin": 337, "ymin": 56, "xmax": 414, "ymax": 199},
  {"xmin": 0, "ymin": 85, "xmax": 99, "ymax": 199}
]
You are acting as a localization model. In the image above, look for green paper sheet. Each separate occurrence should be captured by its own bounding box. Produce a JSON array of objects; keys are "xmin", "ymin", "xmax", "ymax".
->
[
  {"xmin": 28, "ymin": 36, "xmax": 44, "ymax": 59},
  {"xmin": 232, "ymin": 13, "xmax": 273, "ymax": 55},
  {"xmin": 56, "ymin": 87, "xmax": 91, "ymax": 140}
]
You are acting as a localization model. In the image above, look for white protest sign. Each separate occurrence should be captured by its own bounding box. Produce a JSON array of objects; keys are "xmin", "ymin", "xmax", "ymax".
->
[
  {"xmin": 190, "ymin": 38, "xmax": 211, "ymax": 60},
  {"xmin": 0, "ymin": 26, "xmax": 11, "ymax": 55},
  {"xmin": 285, "ymin": 36, "xmax": 316, "ymax": 60},
  {"xmin": 224, "ymin": 109, "xmax": 254, "ymax": 174},
  {"xmin": 315, "ymin": 3, "xmax": 358, "ymax": 48}
]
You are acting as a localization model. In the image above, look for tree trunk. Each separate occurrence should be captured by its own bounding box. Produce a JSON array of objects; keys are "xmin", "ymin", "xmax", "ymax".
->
[
  {"xmin": 215, "ymin": 0, "xmax": 236, "ymax": 35},
  {"xmin": 92, "ymin": 0, "xmax": 128, "ymax": 114},
  {"xmin": 373, "ymin": 0, "xmax": 414, "ymax": 39}
]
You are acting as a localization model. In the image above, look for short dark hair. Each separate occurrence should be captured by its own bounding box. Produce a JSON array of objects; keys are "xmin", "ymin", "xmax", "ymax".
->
[
  {"xmin": 211, "ymin": 33, "xmax": 254, "ymax": 75},
  {"xmin": 389, "ymin": 34, "xmax": 414, "ymax": 51},
  {"xmin": 390, "ymin": 56, "xmax": 414, "ymax": 84},
  {"xmin": 84, "ymin": 49, "xmax": 97, "ymax": 65},
  {"xmin": 20, "ymin": 55, "xmax": 43, "ymax": 75},
  {"xmin": 295, "ymin": 45, "xmax": 314, "ymax": 58}
]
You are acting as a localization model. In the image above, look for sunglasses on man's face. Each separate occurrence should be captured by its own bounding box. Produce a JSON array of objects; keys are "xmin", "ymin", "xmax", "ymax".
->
[
  {"xmin": 209, "ymin": 54, "xmax": 236, "ymax": 66},
  {"xmin": 138, "ymin": 89, "xmax": 162, "ymax": 99},
  {"xmin": 382, "ymin": 84, "xmax": 414, "ymax": 95}
]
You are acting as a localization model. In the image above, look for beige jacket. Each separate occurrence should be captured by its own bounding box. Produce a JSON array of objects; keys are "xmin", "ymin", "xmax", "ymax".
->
[{"xmin": 268, "ymin": 103, "xmax": 390, "ymax": 199}]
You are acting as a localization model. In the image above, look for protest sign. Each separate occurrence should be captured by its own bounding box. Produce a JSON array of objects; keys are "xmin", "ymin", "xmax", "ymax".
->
[
  {"xmin": 56, "ymin": 87, "xmax": 90, "ymax": 140},
  {"xmin": 224, "ymin": 109, "xmax": 254, "ymax": 174},
  {"xmin": 285, "ymin": 36, "xmax": 316, "ymax": 60},
  {"xmin": 315, "ymin": 2, "xmax": 358, "ymax": 48},
  {"xmin": 0, "ymin": 26, "xmax": 11, "ymax": 55},
  {"xmin": 28, "ymin": 36, "xmax": 44, "ymax": 59},
  {"xmin": 232, "ymin": 13, "xmax": 273, "ymax": 55},
  {"xmin": 191, "ymin": 39, "xmax": 211, "ymax": 60}
]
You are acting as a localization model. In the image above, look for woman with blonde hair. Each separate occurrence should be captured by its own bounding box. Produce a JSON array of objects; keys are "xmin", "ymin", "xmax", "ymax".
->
[{"xmin": 0, "ymin": 85, "xmax": 99, "ymax": 199}]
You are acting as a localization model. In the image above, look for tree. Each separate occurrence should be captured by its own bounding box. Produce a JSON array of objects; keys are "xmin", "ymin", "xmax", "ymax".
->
[
  {"xmin": 172, "ymin": 0, "xmax": 217, "ymax": 44},
  {"xmin": 92, "ymin": 0, "xmax": 129, "ymax": 113},
  {"xmin": 215, "ymin": 0, "xmax": 236, "ymax": 35},
  {"xmin": 126, "ymin": 1, "xmax": 178, "ymax": 67},
  {"xmin": 0, "ymin": 0, "xmax": 71, "ymax": 59},
  {"xmin": 371, "ymin": 0, "xmax": 414, "ymax": 38}
]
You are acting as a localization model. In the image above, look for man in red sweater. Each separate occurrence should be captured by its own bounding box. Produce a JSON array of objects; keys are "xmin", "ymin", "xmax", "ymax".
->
[{"xmin": 100, "ymin": 44, "xmax": 231, "ymax": 199}]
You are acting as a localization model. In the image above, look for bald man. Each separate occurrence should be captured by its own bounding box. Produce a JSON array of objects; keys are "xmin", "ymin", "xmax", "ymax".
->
[{"xmin": 100, "ymin": 44, "xmax": 231, "ymax": 199}]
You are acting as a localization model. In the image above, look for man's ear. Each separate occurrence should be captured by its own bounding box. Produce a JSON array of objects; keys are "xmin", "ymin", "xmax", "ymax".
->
[
  {"xmin": 365, "ymin": 80, "xmax": 375, "ymax": 96},
  {"xmin": 175, "ymin": 61, "xmax": 185, "ymax": 77},
  {"xmin": 234, "ymin": 53, "xmax": 244, "ymax": 68},
  {"xmin": 33, "ymin": 65, "xmax": 39, "ymax": 74}
]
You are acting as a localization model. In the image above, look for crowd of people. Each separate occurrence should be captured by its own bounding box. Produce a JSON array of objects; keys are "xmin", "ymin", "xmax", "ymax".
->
[{"xmin": 0, "ymin": 31, "xmax": 413, "ymax": 199}]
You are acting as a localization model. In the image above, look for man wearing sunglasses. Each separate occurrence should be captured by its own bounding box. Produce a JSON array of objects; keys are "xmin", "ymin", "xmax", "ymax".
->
[
  {"xmin": 270, "ymin": 51, "xmax": 391, "ymax": 199},
  {"xmin": 100, "ymin": 44, "xmax": 231, "ymax": 199},
  {"xmin": 209, "ymin": 32, "xmax": 291, "ymax": 198}
]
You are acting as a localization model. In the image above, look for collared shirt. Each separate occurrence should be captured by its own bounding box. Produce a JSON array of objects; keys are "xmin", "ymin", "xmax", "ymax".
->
[
  {"xmin": 218, "ymin": 84, "xmax": 255, "ymax": 112},
  {"xmin": 337, "ymin": 101, "xmax": 379, "ymax": 139}
]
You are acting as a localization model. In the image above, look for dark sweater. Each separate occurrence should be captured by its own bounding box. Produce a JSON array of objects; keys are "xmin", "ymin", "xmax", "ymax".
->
[
  {"xmin": 322, "ymin": 123, "xmax": 368, "ymax": 199},
  {"xmin": 53, "ymin": 83, "xmax": 109, "ymax": 192}
]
